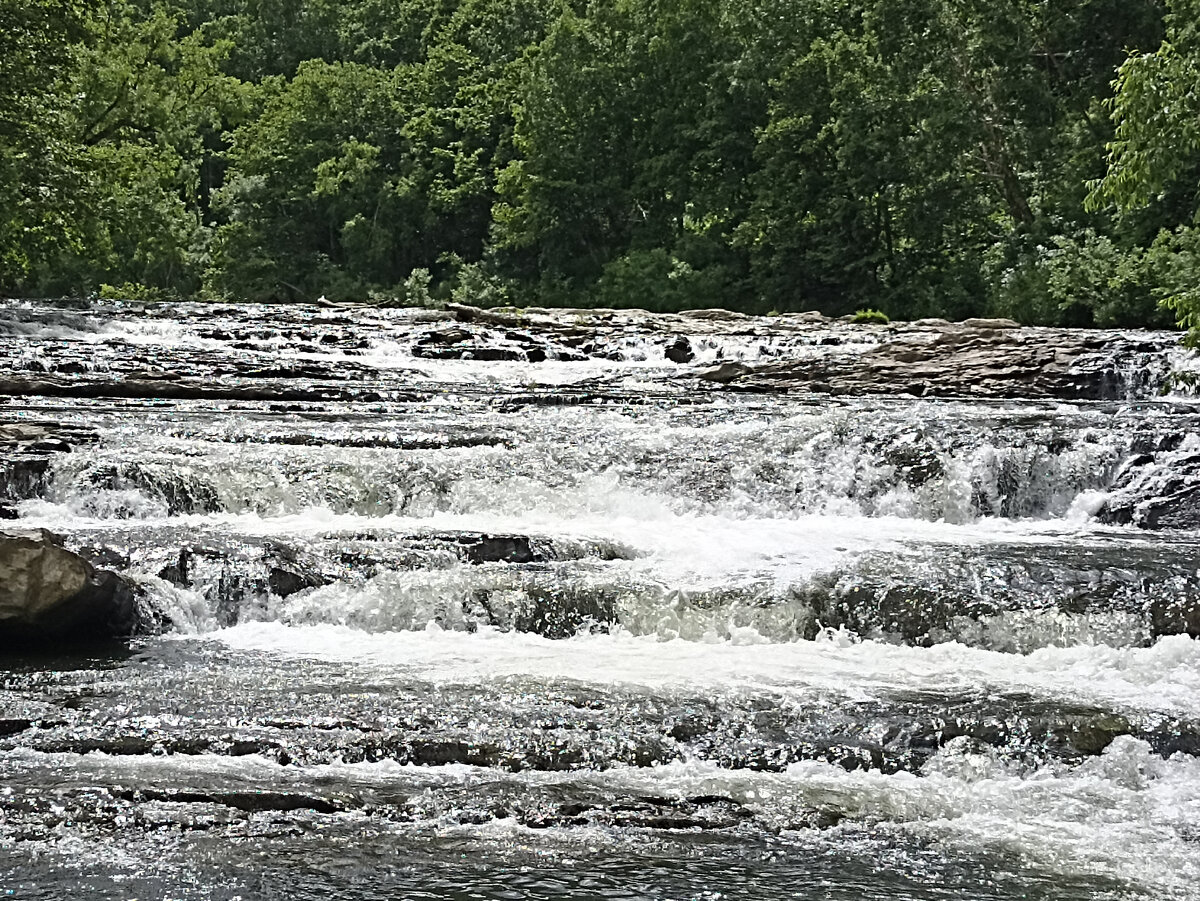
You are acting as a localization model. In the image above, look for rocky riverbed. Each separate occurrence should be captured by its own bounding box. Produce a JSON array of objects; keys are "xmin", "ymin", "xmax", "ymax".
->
[{"xmin": 3, "ymin": 298, "xmax": 1200, "ymax": 900}]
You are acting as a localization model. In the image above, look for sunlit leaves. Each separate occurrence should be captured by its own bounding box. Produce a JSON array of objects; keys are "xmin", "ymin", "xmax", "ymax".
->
[
  {"xmin": 1092, "ymin": 43, "xmax": 1200, "ymax": 215},
  {"xmin": 0, "ymin": 0, "xmax": 1187, "ymax": 325}
]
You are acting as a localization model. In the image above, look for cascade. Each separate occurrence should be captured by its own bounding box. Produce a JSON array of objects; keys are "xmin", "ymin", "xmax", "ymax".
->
[{"xmin": 3, "ymin": 299, "xmax": 1200, "ymax": 900}]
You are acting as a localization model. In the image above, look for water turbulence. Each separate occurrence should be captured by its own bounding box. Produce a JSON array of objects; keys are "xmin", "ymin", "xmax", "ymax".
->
[{"xmin": 3, "ymin": 299, "xmax": 1200, "ymax": 899}]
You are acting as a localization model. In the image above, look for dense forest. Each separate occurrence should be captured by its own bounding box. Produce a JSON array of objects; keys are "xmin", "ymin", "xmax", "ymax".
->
[{"xmin": 1, "ymin": 0, "xmax": 1199, "ymax": 326}]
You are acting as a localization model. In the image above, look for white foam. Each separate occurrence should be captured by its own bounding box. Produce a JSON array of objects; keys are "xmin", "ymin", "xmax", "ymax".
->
[
  {"xmin": 198, "ymin": 621, "xmax": 1200, "ymax": 719},
  {"xmin": 7, "ymin": 736, "xmax": 1199, "ymax": 897}
]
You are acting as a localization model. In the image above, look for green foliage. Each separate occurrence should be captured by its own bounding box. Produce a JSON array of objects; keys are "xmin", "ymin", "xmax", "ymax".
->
[
  {"xmin": 1090, "ymin": 0, "xmax": 1200, "ymax": 340},
  {"xmin": 590, "ymin": 249, "xmax": 732, "ymax": 313},
  {"xmin": 97, "ymin": 282, "xmax": 173, "ymax": 302},
  {"xmin": 1090, "ymin": 0, "xmax": 1199, "ymax": 217},
  {"xmin": 0, "ymin": 0, "xmax": 84, "ymax": 290},
  {"xmin": 986, "ymin": 230, "xmax": 1171, "ymax": 328},
  {"xmin": 448, "ymin": 259, "xmax": 514, "ymax": 308},
  {"xmin": 1144, "ymin": 226, "xmax": 1200, "ymax": 343},
  {"xmin": 0, "ymin": 0, "xmax": 1189, "ymax": 332},
  {"xmin": 401, "ymin": 267, "xmax": 434, "ymax": 307},
  {"xmin": 851, "ymin": 309, "xmax": 890, "ymax": 325},
  {"xmin": 207, "ymin": 60, "xmax": 402, "ymax": 301}
]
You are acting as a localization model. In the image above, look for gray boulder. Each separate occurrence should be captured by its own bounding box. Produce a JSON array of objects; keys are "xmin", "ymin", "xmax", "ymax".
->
[{"xmin": 0, "ymin": 528, "xmax": 147, "ymax": 646}]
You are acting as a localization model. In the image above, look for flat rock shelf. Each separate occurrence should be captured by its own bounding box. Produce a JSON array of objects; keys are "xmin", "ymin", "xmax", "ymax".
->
[{"xmin": 3, "ymin": 298, "xmax": 1200, "ymax": 901}]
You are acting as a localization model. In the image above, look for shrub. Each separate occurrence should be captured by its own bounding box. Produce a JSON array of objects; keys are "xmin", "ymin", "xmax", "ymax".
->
[
  {"xmin": 851, "ymin": 308, "xmax": 890, "ymax": 324},
  {"xmin": 97, "ymin": 282, "xmax": 171, "ymax": 302}
]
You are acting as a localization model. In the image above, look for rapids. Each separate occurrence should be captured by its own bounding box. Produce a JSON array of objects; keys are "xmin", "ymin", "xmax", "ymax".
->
[{"xmin": 3, "ymin": 298, "xmax": 1200, "ymax": 899}]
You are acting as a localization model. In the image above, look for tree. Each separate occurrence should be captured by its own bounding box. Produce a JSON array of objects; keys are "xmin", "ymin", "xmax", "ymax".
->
[
  {"xmin": 0, "ymin": 0, "xmax": 1185, "ymax": 324},
  {"xmin": 1091, "ymin": 0, "xmax": 1200, "ymax": 337},
  {"xmin": 0, "ymin": 0, "xmax": 84, "ymax": 291},
  {"xmin": 494, "ymin": 0, "xmax": 757, "ymax": 308},
  {"xmin": 55, "ymin": 1, "xmax": 248, "ymax": 295}
]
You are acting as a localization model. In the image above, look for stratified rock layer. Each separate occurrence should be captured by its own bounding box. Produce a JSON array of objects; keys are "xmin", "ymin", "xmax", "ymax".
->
[{"xmin": 699, "ymin": 320, "xmax": 1167, "ymax": 399}]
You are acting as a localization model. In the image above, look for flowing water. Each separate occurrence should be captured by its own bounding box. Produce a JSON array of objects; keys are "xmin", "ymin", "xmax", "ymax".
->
[{"xmin": 3, "ymin": 300, "xmax": 1200, "ymax": 899}]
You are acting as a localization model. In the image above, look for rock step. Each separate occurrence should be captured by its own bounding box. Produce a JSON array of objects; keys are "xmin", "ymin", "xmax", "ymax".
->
[
  {"xmin": 700, "ymin": 322, "xmax": 1174, "ymax": 399},
  {"xmin": 4, "ymin": 690, "xmax": 1195, "ymax": 775}
]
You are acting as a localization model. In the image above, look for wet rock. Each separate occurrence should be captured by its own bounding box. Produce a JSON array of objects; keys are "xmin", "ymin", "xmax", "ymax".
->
[
  {"xmin": 804, "ymin": 583, "xmax": 960, "ymax": 644},
  {"xmin": 665, "ymin": 335, "xmax": 695, "ymax": 363},
  {"xmin": 124, "ymin": 368, "xmax": 182, "ymax": 381},
  {"xmin": 410, "ymin": 738, "xmax": 493, "ymax": 766},
  {"xmin": 696, "ymin": 361, "xmax": 754, "ymax": 383},
  {"xmin": 524, "ymin": 795, "xmax": 753, "ymax": 830},
  {"xmin": 497, "ymin": 387, "xmax": 690, "ymax": 408},
  {"xmin": 0, "ymin": 455, "xmax": 50, "ymax": 503},
  {"xmin": 253, "ymin": 431, "xmax": 507, "ymax": 451},
  {"xmin": 1148, "ymin": 595, "xmax": 1200, "ymax": 639},
  {"xmin": 0, "ymin": 422, "xmax": 96, "ymax": 503},
  {"xmin": 445, "ymin": 303, "xmax": 531, "ymax": 328},
  {"xmin": 460, "ymin": 578, "xmax": 624, "ymax": 643},
  {"xmin": 680, "ymin": 308, "xmax": 756, "ymax": 322},
  {"xmin": 513, "ymin": 585, "xmax": 618, "ymax": 639},
  {"xmin": 0, "ymin": 376, "xmax": 392, "ymax": 404},
  {"xmin": 416, "ymin": 326, "xmax": 472, "ymax": 346},
  {"xmin": 394, "ymin": 530, "xmax": 629, "ymax": 566},
  {"xmin": 87, "ymin": 462, "xmax": 222, "ymax": 515},
  {"xmin": 157, "ymin": 547, "xmax": 192, "ymax": 586},
  {"xmin": 1065, "ymin": 713, "xmax": 1133, "ymax": 755},
  {"xmin": 877, "ymin": 434, "xmax": 944, "ymax": 487},
  {"xmin": 114, "ymin": 788, "xmax": 344, "ymax": 815},
  {"xmin": 412, "ymin": 325, "xmax": 546, "ymax": 362},
  {"xmin": 1099, "ymin": 450, "xmax": 1200, "ymax": 530},
  {"xmin": 454, "ymin": 533, "xmax": 539, "ymax": 564},
  {"xmin": 43, "ymin": 736, "xmax": 159, "ymax": 755},
  {"xmin": 76, "ymin": 545, "xmax": 131, "ymax": 570},
  {"xmin": 962, "ymin": 318, "xmax": 1021, "ymax": 330},
  {"xmin": 0, "ymin": 528, "xmax": 149, "ymax": 646},
  {"xmin": 241, "ymin": 364, "xmax": 347, "ymax": 380},
  {"xmin": 263, "ymin": 542, "xmax": 332, "ymax": 598},
  {"xmin": 786, "ymin": 538, "xmax": 1200, "ymax": 646},
  {"xmin": 0, "ymin": 719, "xmax": 32, "ymax": 737},
  {"xmin": 702, "ymin": 322, "xmax": 1172, "ymax": 399},
  {"xmin": 150, "ymin": 540, "xmax": 336, "ymax": 622},
  {"xmin": 413, "ymin": 344, "xmax": 526, "ymax": 362},
  {"xmin": 267, "ymin": 564, "xmax": 328, "ymax": 598}
]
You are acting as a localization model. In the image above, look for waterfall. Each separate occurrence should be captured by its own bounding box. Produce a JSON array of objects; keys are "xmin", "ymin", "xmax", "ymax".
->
[{"xmin": 3, "ymin": 298, "xmax": 1199, "ymax": 901}]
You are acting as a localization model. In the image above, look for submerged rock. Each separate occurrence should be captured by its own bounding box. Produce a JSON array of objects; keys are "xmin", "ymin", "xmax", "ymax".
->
[
  {"xmin": 147, "ymin": 540, "xmax": 335, "ymax": 627},
  {"xmin": 0, "ymin": 528, "xmax": 148, "ymax": 646}
]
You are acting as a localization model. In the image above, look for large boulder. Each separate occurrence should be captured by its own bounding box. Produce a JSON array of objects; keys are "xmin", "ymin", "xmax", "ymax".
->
[{"xmin": 0, "ymin": 528, "xmax": 146, "ymax": 646}]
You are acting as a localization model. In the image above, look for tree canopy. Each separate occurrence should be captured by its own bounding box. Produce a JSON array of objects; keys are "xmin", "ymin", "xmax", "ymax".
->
[{"xmin": 0, "ymin": 0, "xmax": 1194, "ymax": 328}]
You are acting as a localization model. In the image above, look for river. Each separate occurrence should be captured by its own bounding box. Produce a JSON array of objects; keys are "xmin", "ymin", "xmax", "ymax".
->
[{"xmin": 2, "ymin": 299, "xmax": 1200, "ymax": 899}]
